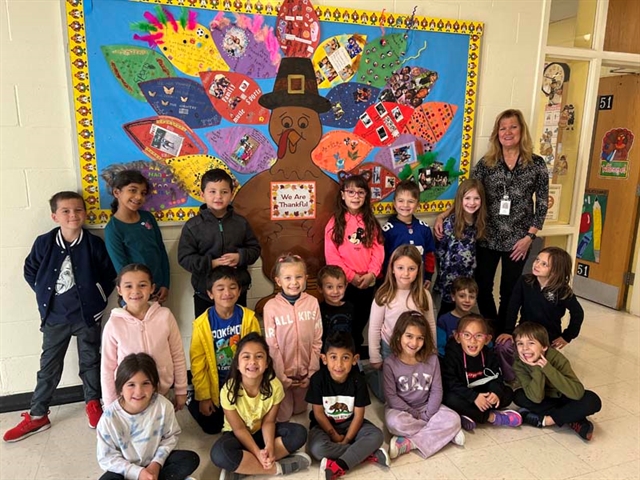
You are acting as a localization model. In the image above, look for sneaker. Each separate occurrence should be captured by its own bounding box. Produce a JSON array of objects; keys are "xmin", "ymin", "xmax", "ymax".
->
[
  {"xmin": 389, "ymin": 435, "xmax": 414, "ymax": 459},
  {"xmin": 460, "ymin": 415, "xmax": 476, "ymax": 431},
  {"xmin": 219, "ymin": 470, "xmax": 246, "ymax": 480},
  {"xmin": 568, "ymin": 419, "xmax": 594, "ymax": 441},
  {"xmin": 3, "ymin": 412, "xmax": 51, "ymax": 442},
  {"xmin": 490, "ymin": 409, "xmax": 522, "ymax": 427},
  {"xmin": 321, "ymin": 457, "xmax": 346, "ymax": 480},
  {"xmin": 278, "ymin": 452, "xmax": 311, "ymax": 475},
  {"xmin": 520, "ymin": 409, "xmax": 544, "ymax": 428},
  {"xmin": 86, "ymin": 399, "xmax": 103, "ymax": 429},
  {"xmin": 365, "ymin": 447, "xmax": 390, "ymax": 467},
  {"xmin": 451, "ymin": 429, "xmax": 466, "ymax": 446}
]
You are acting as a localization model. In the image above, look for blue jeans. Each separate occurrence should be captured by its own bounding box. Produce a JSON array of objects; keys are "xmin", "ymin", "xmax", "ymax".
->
[{"xmin": 367, "ymin": 340, "xmax": 391, "ymax": 402}]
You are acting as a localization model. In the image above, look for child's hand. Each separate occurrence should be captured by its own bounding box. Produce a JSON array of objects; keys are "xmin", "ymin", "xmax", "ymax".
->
[
  {"xmin": 351, "ymin": 274, "xmax": 363, "ymax": 288},
  {"xmin": 139, "ymin": 462, "xmax": 161, "ymax": 480},
  {"xmin": 474, "ymin": 393, "xmax": 493, "ymax": 411},
  {"xmin": 220, "ymin": 252, "xmax": 240, "ymax": 267},
  {"xmin": 486, "ymin": 392, "xmax": 500, "ymax": 408},
  {"xmin": 174, "ymin": 394, "xmax": 187, "ymax": 411},
  {"xmin": 299, "ymin": 377, "xmax": 310, "ymax": 388},
  {"xmin": 534, "ymin": 355, "xmax": 548, "ymax": 368},
  {"xmin": 259, "ymin": 448, "xmax": 274, "ymax": 469},
  {"xmin": 330, "ymin": 431, "xmax": 345, "ymax": 443},
  {"xmin": 370, "ymin": 362, "xmax": 383, "ymax": 371},
  {"xmin": 496, "ymin": 333, "xmax": 513, "ymax": 345},
  {"xmin": 199, "ymin": 399, "xmax": 215, "ymax": 416},
  {"xmin": 551, "ymin": 337, "xmax": 568, "ymax": 349},
  {"xmin": 424, "ymin": 279, "xmax": 431, "ymax": 290},
  {"xmin": 155, "ymin": 287, "xmax": 169, "ymax": 304},
  {"xmin": 434, "ymin": 215, "xmax": 445, "ymax": 240}
]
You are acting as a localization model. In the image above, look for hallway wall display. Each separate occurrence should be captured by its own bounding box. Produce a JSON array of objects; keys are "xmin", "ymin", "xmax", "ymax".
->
[{"xmin": 66, "ymin": 0, "xmax": 483, "ymax": 224}]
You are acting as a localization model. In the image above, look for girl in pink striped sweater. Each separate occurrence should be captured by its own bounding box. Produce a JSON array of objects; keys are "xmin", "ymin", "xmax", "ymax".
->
[
  {"xmin": 263, "ymin": 254, "xmax": 323, "ymax": 422},
  {"xmin": 101, "ymin": 264, "xmax": 188, "ymax": 409}
]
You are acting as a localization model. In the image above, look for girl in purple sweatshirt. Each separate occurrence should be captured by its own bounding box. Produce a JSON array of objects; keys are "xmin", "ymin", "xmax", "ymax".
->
[{"xmin": 383, "ymin": 311, "xmax": 464, "ymax": 460}]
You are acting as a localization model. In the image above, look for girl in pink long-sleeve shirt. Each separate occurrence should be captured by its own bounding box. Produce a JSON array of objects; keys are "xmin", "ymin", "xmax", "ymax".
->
[
  {"xmin": 263, "ymin": 254, "xmax": 322, "ymax": 422},
  {"xmin": 101, "ymin": 264, "xmax": 188, "ymax": 408},
  {"xmin": 368, "ymin": 245, "xmax": 435, "ymax": 400},
  {"xmin": 324, "ymin": 174, "xmax": 384, "ymax": 356}
]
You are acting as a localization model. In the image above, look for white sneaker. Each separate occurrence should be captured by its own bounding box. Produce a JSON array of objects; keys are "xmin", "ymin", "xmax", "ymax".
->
[{"xmin": 451, "ymin": 429, "xmax": 466, "ymax": 446}]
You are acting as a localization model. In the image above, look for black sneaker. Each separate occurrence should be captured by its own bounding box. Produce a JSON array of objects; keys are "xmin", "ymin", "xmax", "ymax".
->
[
  {"xmin": 568, "ymin": 419, "xmax": 594, "ymax": 441},
  {"xmin": 520, "ymin": 409, "xmax": 544, "ymax": 428}
]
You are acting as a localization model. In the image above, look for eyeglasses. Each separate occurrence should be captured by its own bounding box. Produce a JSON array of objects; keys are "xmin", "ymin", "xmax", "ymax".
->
[
  {"xmin": 344, "ymin": 189, "xmax": 366, "ymax": 198},
  {"xmin": 459, "ymin": 331, "xmax": 488, "ymax": 341}
]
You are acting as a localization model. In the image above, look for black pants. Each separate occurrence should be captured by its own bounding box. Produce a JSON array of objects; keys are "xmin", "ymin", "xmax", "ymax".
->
[
  {"xmin": 443, "ymin": 384, "xmax": 514, "ymax": 424},
  {"xmin": 514, "ymin": 389, "xmax": 602, "ymax": 426},
  {"xmin": 31, "ymin": 321, "xmax": 101, "ymax": 416},
  {"xmin": 99, "ymin": 450, "xmax": 200, "ymax": 480},
  {"xmin": 211, "ymin": 422, "xmax": 307, "ymax": 472},
  {"xmin": 193, "ymin": 290, "xmax": 248, "ymax": 318},
  {"xmin": 344, "ymin": 284, "xmax": 376, "ymax": 358},
  {"xmin": 474, "ymin": 246, "xmax": 527, "ymax": 335},
  {"xmin": 188, "ymin": 397, "xmax": 224, "ymax": 435}
]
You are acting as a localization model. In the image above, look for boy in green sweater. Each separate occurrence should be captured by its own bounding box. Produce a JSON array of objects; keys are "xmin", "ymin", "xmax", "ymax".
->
[{"xmin": 512, "ymin": 322, "xmax": 601, "ymax": 440}]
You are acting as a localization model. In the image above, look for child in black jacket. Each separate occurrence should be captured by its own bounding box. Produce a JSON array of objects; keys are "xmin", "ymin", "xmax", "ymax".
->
[{"xmin": 442, "ymin": 314, "xmax": 521, "ymax": 431}]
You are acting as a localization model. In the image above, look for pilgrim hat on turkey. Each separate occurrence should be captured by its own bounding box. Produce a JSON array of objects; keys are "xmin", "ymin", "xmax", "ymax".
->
[{"xmin": 259, "ymin": 57, "xmax": 331, "ymax": 113}]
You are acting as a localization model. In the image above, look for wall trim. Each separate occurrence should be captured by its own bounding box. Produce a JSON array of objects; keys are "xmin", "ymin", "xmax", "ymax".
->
[{"xmin": 0, "ymin": 386, "xmax": 84, "ymax": 414}]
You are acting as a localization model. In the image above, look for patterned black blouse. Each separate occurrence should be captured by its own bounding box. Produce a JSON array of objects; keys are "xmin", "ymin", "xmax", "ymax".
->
[{"xmin": 472, "ymin": 154, "xmax": 549, "ymax": 252}]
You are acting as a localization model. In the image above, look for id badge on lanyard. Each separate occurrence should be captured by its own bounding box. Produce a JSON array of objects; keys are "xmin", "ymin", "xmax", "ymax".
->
[{"xmin": 500, "ymin": 195, "xmax": 511, "ymax": 215}]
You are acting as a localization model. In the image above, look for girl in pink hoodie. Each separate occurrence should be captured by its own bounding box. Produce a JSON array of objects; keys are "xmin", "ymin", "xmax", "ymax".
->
[
  {"xmin": 101, "ymin": 264, "xmax": 188, "ymax": 408},
  {"xmin": 325, "ymin": 174, "xmax": 384, "ymax": 356},
  {"xmin": 263, "ymin": 254, "xmax": 323, "ymax": 422}
]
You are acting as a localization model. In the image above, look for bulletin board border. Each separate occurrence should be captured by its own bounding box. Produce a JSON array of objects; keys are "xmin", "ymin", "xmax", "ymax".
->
[{"xmin": 65, "ymin": 0, "xmax": 483, "ymax": 224}]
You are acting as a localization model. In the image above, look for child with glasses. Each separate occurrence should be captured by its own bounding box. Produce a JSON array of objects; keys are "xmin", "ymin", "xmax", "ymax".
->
[
  {"xmin": 441, "ymin": 314, "xmax": 522, "ymax": 431},
  {"xmin": 325, "ymin": 174, "xmax": 384, "ymax": 357}
]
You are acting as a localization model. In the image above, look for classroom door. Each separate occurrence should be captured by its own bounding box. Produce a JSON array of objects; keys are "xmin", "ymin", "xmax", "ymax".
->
[{"xmin": 573, "ymin": 74, "xmax": 640, "ymax": 309}]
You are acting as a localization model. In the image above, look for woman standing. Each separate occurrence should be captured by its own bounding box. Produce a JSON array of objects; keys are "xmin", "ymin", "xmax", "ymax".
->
[{"xmin": 436, "ymin": 109, "xmax": 549, "ymax": 335}]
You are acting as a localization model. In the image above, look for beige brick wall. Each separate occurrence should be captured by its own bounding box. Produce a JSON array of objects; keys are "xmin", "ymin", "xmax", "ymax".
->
[{"xmin": 0, "ymin": 0, "xmax": 544, "ymax": 395}]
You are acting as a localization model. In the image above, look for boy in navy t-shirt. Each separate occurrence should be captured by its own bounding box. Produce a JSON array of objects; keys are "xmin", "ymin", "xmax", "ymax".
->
[{"xmin": 318, "ymin": 265, "xmax": 355, "ymax": 342}]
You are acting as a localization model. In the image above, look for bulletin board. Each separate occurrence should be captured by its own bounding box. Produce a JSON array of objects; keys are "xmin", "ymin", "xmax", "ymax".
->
[{"xmin": 65, "ymin": 0, "xmax": 483, "ymax": 224}]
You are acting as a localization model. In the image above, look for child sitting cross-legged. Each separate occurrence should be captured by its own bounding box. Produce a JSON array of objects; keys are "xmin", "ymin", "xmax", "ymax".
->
[
  {"xmin": 513, "ymin": 322, "xmax": 601, "ymax": 440},
  {"xmin": 384, "ymin": 311, "xmax": 464, "ymax": 460},
  {"xmin": 307, "ymin": 332, "xmax": 389, "ymax": 479},
  {"xmin": 442, "ymin": 314, "xmax": 522, "ymax": 431}
]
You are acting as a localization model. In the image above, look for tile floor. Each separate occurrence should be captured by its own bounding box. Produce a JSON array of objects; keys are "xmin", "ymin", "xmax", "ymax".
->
[{"xmin": 1, "ymin": 299, "xmax": 638, "ymax": 480}]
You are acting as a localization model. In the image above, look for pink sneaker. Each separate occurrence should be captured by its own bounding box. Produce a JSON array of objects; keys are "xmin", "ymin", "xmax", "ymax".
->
[
  {"xmin": 320, "ymin": 458, "xmax": 346, "ymax": 480},
  {"xmin": 3, "ymin": 412, "xmax": 51, "ymax": 442},
  {"xmin": 389, "ymin": 436, "xmax": 414, "ymax": 459},
  {"xmin": 490, "ymin": 409, "xmax": 522, "ymax": 427},
  {"xmin": 86, "ymin": 399, "xmax": 103, "ymax": 429}
]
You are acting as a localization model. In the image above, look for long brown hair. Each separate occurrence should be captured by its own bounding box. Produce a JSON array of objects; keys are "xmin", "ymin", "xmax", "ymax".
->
[
  {"xmin": 525, "ymin": 246, "xmax": 573, "ymax": 300},
  {"xmin": 452, "ymin": 179, "xmax": 486, "ymax": 239},
  {"xmin": 390, "ymin": 311, "xmax": 436, "ymax": 361},
  {"xmin": 483, "ymin": 109, "xmax": 534, "ymax": 168},
  {"xmin": 375, "ymin": 245, "xmax": 430, "ymax": 312},
  {"xmin": 330, "ymin": 174, "xmax": 383, "ymax": 247}
]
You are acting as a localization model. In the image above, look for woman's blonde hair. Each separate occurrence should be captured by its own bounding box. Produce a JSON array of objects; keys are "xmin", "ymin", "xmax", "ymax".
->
[
  {"xmin": 375, "ymin": 245, "xmax": 430, "ymax": 312},
  {"xmin": 483, "ymin": 109, "xmax": 534, "ymax": 168},
  {"xmin": 452, "ymin": 179, "xmax": 486, "ymax": 239}
]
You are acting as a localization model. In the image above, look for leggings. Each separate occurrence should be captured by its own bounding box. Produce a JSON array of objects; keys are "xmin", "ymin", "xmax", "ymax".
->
[
  {"xmin": 344, "ymin": 284, "xmax": 376, "ymax": 357},
  {"xmin": 99, "ymin": 450, "xmax": 200, "ymax": 480},
  {"xmin": 188, "ymin": 398, "xmax": 225, "ymax": 435},
  {"xmin": 210, "ymin": 422, "xmax": 307, "ymax": 472}
]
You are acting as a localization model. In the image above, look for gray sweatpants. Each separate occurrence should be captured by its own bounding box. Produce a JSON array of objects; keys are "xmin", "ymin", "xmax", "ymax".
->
[{"xmin": 308, "ymin": 418, "xmax": 383, "ymax": 470}]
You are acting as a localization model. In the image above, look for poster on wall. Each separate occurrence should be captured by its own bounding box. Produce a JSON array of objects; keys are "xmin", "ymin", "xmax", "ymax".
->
[
  {"xmin": 577, "ymin": 189, "xmax": 607, "ymax": 264},
  {"xmin": 599, "ymin": 127, "xmax": 635, "ymax": 179},
  {"xmin": 546, "ymin": 184, "xmax": 561, "ymax": 221},
  {"xmin": 65, "ymin": 0, "xmax": 483, "ymax": 224}
]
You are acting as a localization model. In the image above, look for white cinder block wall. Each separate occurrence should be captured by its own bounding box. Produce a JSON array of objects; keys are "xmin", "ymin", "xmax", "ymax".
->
[{"xmin": 0, "ymin": 0, "xmax": 544, "ymax": 396}]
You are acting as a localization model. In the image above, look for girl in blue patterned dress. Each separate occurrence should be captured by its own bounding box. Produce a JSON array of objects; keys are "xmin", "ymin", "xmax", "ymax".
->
[{"xmin": 434, "ymin": 179, "xmax": 487, "ymax": 317}]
